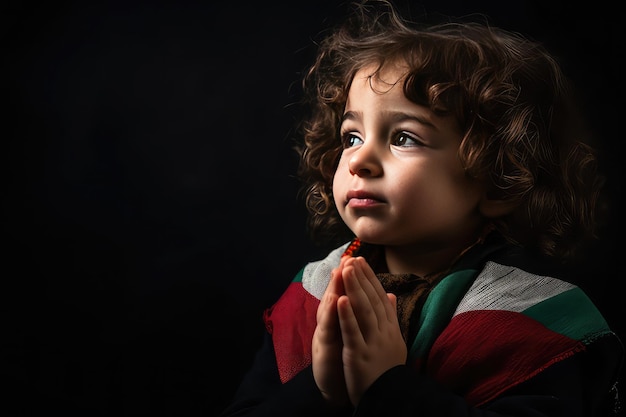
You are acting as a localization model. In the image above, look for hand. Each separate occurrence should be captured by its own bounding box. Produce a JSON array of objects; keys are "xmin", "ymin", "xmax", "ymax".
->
[
  {"xmin": 312, "ymin": 255, "xmax": 351, "ymax": 407},
  {"xmin": 338, "ymin": 257, "xmax": 407, "ymax": 405}
]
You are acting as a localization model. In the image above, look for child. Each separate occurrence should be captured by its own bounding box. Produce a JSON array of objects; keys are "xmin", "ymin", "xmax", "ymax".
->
[{"xmin": 220, "ymin": 1, "xmax": 623, "ymax": 415}]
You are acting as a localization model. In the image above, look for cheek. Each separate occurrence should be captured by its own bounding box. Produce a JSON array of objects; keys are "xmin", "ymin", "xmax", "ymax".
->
[
  {"xmin": 333, "ymin": 157, "xmax": 349, "ymax": 184},
  {"xmin": 331, "ymin": 170, "xmax": 345, "ymax": 208},
  {"xmin": 429, "ymin": 175, "xmax": 483, "ymax": 212},
  {"xmin": 398, "ymin": 164, "xmax": 480, "ymax": 209}
]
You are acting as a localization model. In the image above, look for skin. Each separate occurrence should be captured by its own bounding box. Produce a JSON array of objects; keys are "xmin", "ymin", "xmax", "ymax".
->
[
  {"xmin": 313, "ymin": 255, "xmax": 403, "ymax": 407},
  {"xmin": 312, "ymin": 62, "xmax": 502, "ymax": 407}
]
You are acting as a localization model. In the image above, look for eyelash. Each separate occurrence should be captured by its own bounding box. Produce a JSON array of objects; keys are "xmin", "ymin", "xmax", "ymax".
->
[
  {"xmin": 392, "ymin": 131, "xmax": 423, "ymax": 147},
  {"xmin": 340, "ymin": 130, "xmax": 424, "ymax": 148},
  {"xmin": 341, "ymin": 133, "xmax": 362, "ymax": 148}
]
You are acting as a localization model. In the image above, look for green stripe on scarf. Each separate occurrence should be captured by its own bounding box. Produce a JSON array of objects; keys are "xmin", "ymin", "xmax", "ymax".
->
[
  {"xmin": 292, "ymin": 268, "xmax": 304, "ymax": 283},
  {"xmin": 523, "ymin": 287, "xmax": 610, "ymax": 342},
  {"xmin": 408, "ymin": 268, "xmax": 478, "ymax": 361}
]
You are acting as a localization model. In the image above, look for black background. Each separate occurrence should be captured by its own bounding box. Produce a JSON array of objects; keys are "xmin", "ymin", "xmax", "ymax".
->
[{"xmin": 3, "ymin": 1, "xmax": 625, "ymax": 416}]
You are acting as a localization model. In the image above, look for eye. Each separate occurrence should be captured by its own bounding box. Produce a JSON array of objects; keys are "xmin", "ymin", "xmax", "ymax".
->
[
  {"xmin": 391, "ymin": 131, "xmax": 423, "ymax": 147},
  {"xmin": 341, "ymin": 132, "xmax": 364, "ymax": 149}
]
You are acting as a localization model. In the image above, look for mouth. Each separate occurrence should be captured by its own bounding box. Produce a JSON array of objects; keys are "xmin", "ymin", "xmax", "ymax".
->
[{"xmin": 345, "ymin": 190, "xmax": 385, "ymax": 208}]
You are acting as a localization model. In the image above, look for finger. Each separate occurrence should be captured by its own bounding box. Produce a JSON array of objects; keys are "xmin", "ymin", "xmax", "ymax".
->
[
  {"xmin": 353, "ymin": 257, "xmax": 400, "ymax": 325},
  {"xmin": 386, "ymin": 292, "xmax": 400, "ymax": 324},
  {"xmin": 387, "ymin": 292, "xmax": 397, "ymax": 309},
  {"xmin": 354, "ymin": 257, "xmax": 388, "ymax": 305},
  {"xmin": 345, "ymin": 258, "xmax": 389, "ymax": 323},
  {"xmin": 340, "ymin": 259, "xmax": 385, "ymax": 341},
  {"xmin": 316, "ymin": 268, "xmax": 344, "ymax": 341},
  {"xmin": 325, "ymin": 256, "xmax": 350, "ymax": 299},
  {"xmin": 336, "ymin": 294, "xmax": 366, "ymax": 347}
]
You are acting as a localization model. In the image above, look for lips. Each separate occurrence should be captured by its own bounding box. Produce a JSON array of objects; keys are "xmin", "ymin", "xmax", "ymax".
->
[{"xmin": 346, "ymin": 190, "xmax": 385, "ymax": 208}]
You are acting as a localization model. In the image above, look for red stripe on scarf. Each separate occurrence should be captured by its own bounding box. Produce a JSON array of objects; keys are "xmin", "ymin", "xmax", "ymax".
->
[
  {"xmin": 264, "ymin": 282, "xmax": 320, "ymax": 383},
  {"xmin": 427, "ymin": 309, "xmax": 585, "ymax": 406}
]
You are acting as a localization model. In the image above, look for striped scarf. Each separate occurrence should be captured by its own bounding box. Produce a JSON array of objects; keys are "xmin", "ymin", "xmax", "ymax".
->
[{"xmin": 263, "ymin": 236, "xmax": 618, "ymax": 406}]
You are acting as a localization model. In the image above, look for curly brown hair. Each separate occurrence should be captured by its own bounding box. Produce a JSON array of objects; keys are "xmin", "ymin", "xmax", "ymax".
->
[{"xmin": 295, "ymin": 0, "xmax": 604, "ymax": 262}]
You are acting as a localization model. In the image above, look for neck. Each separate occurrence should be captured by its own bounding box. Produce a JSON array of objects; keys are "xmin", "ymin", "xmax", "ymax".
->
[{"xmin": 383, "ymin": 236, "xmax": 482, "ymax": 277}]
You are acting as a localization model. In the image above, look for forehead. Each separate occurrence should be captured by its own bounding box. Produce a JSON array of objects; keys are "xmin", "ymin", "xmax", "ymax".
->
[
  {"xmin": 351, "ymin": 61, "xmax": 409, "ymax": 94},
  {"xmin": 346, "ymin": 61, "xmax": 462, "ymax": 135}
]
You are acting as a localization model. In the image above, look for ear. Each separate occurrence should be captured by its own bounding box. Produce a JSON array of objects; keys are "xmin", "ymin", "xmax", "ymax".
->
[{"xmin": 479, "ymin": 193, "xmax": 519, "ymax": 218}]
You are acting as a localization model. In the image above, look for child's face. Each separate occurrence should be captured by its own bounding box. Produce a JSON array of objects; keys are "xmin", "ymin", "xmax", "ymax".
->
[{"xmin": 333, "ymin": 64, "xmax": 488, "ymax": 266}]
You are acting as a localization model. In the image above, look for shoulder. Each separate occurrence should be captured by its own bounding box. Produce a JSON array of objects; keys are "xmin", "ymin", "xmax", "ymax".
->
[
  {"xmin": 456, "ymin": 260, "xmax": 613, "ymax": 344},
  {"xmin": 457, "ymin": 261, "xmax": 577, "ymax": 314},
  {"xmin": 298, "ymin": 242, "xmax": 351, "ymax": 300}
]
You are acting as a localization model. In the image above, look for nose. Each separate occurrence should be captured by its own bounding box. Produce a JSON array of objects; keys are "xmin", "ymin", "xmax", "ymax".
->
[{"xmin": 348, "ymin": 142, "xmax": 383, "ymax": 177}]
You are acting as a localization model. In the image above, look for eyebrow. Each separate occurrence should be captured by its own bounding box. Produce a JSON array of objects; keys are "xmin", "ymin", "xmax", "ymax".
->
[{"xmin": 341, "ymin": 110, "xmax": 438, "ymax": 129}]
